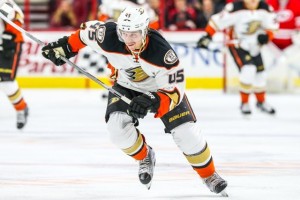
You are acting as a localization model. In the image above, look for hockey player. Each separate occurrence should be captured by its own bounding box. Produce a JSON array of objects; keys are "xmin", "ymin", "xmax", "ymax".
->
[
  {"xmin": 0, "ymin": 0, "xmax": 29, "ymax": 129},
  {"xmin": 197, "ymin": 0, "xmax": 279, "ymax": 115},
  {"xmin": 266, "ymin": 0, "xmax": 300, "ymax": 50},
  {"xmin": 41, "ymin": 7, "xmax": 228, "ymax": 195}
]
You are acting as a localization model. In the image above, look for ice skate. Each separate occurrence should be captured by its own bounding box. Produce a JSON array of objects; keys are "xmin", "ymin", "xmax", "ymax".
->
[
  {"xmin": 17, "ymin": 106, "xmax": 29, "ymax": 129},
  {"xmin": 256, "ymin": 102, "xmax": 276, "ymax": 115},
  {"xmin": 138, "ymin": 146, "xmax": 156, "ymax": 190},
  {"xmin": 203, "ymin": 172, "xmax": 228, "ymax": 197},
  {"xmin": 240, "ymin": 103, "xmax": 251, "ymax": 115}
]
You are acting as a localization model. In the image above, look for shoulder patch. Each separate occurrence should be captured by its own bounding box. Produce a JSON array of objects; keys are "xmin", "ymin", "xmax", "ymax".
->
[
  {"xmin": 164, "ymin": 50, "xmax": 178, "ymax": 65},
  {"xmin": 80, "ymin": 22, "xmax": 87, "ymax": 30},
  {"xmin": 96, "ymin": 25, "xmax": 106, "ymax": 43}
]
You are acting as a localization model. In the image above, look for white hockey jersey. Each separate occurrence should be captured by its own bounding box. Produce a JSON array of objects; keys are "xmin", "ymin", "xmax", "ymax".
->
[
  {"xmin": 68, "ymin": 21, "xmax": 184, "ymax": 115},
  {"xmin": 206, "ymin": 1, "xmax": 279, "ymax": 56},
  {"xmin": 0, "ymin": 0, "xmax": 24, "ymax": 45}
]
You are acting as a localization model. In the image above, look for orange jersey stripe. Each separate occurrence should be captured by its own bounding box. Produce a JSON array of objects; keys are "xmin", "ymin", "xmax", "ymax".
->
[
  {"xmin": 155, "ymin": 92, "xmax": 171, "ymax": 118},
  {"xmin": 10, "ymin": 43, "xmax": 21, "ymax": 79},
  {"xmin": 68, "ymin": 30, "xmax": 86, "ymax": 52},
  {"xmin": 5, "ymin": 20, "xmax": 24, "ymax": 42},
  {"xmin": 205, "ymin": 24, "xmax": 216, "ymax": 37},
  {"xmin": 229, "ymin": 46, "xmax": 243, "ymax": 68}
]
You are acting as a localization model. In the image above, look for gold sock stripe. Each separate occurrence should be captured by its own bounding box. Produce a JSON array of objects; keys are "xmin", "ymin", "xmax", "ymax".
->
[
  {"xmin": 185, "ymin": 144, "xmax": 211, "ymax": 165},
  {"xmin": 122, "ymin": 131, "xmax": 144, "ymax": 156},
  {"xmin": 8, "ymin": 89, "xmax": 21, "ymax": 102},
  {"xmin": 253, "ymin": 86, "xmax": 266, "ymax": 93},
  {"xmin": 239, "ymin": 82, "xmax": 252, "ymax": 93}
]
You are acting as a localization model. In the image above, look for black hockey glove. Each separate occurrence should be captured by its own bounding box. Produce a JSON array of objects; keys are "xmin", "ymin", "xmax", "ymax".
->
[
  {"xmin": 197, "ymin": 34, "xmax": 211, "ymax": 49},
  {"xmin": 2, "ymin": 32, "xmax": 17, "ymax": 58},
  {"xmin": 42, "ymin": 36, "xmax": 77, "ymax": 66},
  {"xmin": 128, "ymin": 92, "xmax": 160, "ymax": 119},
  {"xmin": 257, "ymin": 34, "xmax": 269, "ymax": 45}
]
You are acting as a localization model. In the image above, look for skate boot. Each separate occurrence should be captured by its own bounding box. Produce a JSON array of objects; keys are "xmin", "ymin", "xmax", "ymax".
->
[
  {"xmin": 240, "ymin": 103, "xmax": 251, "ymax": 115},
  {"xmin": 138, "ymin": 146, "xmax": 156, "ymax": 190},
  {"xmin": 17, "ymin": 106, "xmax": 29, "ymax": 129},
  {"xmin": 256, "ymin": 102, "xmax": 276, "ymax": 115},
  {"xmin": 203, "ymin": 172, "xmax": 228, "ymax": 197}
]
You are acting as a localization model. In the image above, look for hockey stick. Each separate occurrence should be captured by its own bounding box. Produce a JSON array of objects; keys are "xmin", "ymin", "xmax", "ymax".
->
[{"xmin": 0, "ymin": 12, "xmax": 131, "ymax": 104}]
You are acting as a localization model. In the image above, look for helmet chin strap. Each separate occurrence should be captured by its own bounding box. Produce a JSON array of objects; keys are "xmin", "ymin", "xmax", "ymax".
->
[{"xmin": 131, "ymin": 33, "xmax": 147, "ymax": 55}]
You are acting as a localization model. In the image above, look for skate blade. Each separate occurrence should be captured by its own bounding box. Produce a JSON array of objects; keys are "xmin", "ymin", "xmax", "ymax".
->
[
  {"xmin": 241, "ymin": 113, "xmax": 251, "ymax": 120},
  {"xmin": 220, "ymin": 190, "xmax": 228, "ymax": 197},
  {"xmin": 145, "ymin": 181, "xmax": 152, "ymax": 190}
]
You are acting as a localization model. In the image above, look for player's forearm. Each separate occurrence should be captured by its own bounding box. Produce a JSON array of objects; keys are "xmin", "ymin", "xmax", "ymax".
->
[{"xmin": 68, "ymin": 30, "xmax": 86, "ymax": 52}]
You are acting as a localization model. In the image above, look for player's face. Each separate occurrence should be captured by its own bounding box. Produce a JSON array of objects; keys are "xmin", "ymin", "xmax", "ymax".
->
[
  {"xmin": 119, "ymin": 30, "xmax": 143, "ymax": 51},
  {"xmin": 244, "ymin": 0, "xmax": 260, "ymax": 10}
]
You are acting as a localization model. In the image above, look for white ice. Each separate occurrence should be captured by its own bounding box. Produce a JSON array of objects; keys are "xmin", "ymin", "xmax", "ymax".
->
[{"xmin": 0, "ymin": 89, "xmax": 300, "ymax": 200}]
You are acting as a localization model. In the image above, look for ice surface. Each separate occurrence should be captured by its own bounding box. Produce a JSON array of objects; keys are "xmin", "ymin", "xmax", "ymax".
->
[{"xmin": 0, "ymin": 89, "xmax": 300, "ymax": 200}]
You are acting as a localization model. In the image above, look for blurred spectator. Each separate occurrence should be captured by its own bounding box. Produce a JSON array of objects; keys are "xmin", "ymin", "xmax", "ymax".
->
[
  {"xmin": 213, "ymin": 0, "xmax": 227, "ymax": 10},
  {"xmin": 166, "ymin": 0, "xmax": 198, "ymax": 30},
  {"xmin": 195, "ymin": 0, "xmax": 224, "ymax": 28},
  {"xmin": 98, "ymin": 0, "xmax": 160, "ymax": 29},
  {"xmin": 146, "ymin": 0, "xmax": 161, "ymax": 29},
  {"xmin": 73, "ymin": 0, "xmax": 97, "ymax": 26},
  {"xmin": 266, "ymin": 0, "xmax": 300, "ymax": 49},
  {"xmin": 98, "ymin": 0, "xmax": 140, "ymax": 22},
  {"xmin": 50, "ymin": 0, "xmax": 77, "ymax": 28}
]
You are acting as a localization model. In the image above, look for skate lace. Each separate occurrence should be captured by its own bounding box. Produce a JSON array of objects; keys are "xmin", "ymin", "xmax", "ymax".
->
[
  {"xmin": 139, "ymin": 153, "xmax": 151, "ymax": 174},
  {"xmin": 17, "ymin": 111, "xmax": 26, "ymax": 123},
  {"xmin": 204, "ymin": 173, "xmax": 223, "ymax": 191}
]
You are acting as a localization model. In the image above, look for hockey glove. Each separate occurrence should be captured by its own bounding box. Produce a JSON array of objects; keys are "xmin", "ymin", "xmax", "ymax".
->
[
  {"xmin": 128, "ymin": 92, "xmax": 160, "ymax": 119},
  {"xmin": 257, "ymin": 34, "xmax": 269, "ymax": 45},
  {"xmin": 42, "ymin": 36, "xmax": 77, "ymax": 66},
  {"xmin": 2, "ymin": 32, "xmax": 16, "ymax": 58},
  {"xmin": 197, "ymin": 34, "xmax": 211, "ymax": 49}
]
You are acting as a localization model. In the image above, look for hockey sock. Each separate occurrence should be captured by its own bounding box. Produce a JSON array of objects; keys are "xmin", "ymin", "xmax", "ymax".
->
[
  {"xmin": 240, "ymin": 91, "xmax": 250, "ymax": 104},
  {"xmin": 8, "ymin": 88, "xmax": 27, "ymax": 111},
  {"xmin": 184, "ymin": 143, "xmax": 216, "ymax": 178},
  {"xmin": 254, "ymin": 91, "xmax": 265, "ymax": 103},
  {"xmin": 122, "ymin": 130, "xmax": 148, "ymax": 161}
]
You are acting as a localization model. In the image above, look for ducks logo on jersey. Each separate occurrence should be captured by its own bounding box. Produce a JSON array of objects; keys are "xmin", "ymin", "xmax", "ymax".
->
[{"xmin": 125, "ymin": 66, "xmax": 149, "ymax": 82}]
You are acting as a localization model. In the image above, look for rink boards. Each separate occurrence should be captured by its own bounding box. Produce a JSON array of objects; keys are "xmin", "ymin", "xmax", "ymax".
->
[{"xmin": 16, "ymin": 31, "xmax": 300, "ymax": 90}]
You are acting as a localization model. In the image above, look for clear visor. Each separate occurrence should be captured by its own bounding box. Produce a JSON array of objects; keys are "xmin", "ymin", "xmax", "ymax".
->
[{"xmin": 119, "ymin": 30, "xmax": 143, "ymax": 41}]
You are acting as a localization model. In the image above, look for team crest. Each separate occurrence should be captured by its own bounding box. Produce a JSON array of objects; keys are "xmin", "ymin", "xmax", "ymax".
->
[
  {"xmin": 164, "ymin": 50, "xmax": 178, "ymax": 65},
  {"xmin": 96, "ymin": 26, "xmax": 106, "ymax": 43}
]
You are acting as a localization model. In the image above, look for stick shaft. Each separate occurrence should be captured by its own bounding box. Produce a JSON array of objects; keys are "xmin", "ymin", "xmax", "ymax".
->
[{"xmin": 0, "ymin": 13, "xmax": 131, "ymax": 104}]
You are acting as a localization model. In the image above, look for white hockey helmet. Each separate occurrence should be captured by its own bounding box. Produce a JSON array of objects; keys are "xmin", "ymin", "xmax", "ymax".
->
[{"xmin": 117, "ymin": 6, "xmax": 150, "ymax": 42}]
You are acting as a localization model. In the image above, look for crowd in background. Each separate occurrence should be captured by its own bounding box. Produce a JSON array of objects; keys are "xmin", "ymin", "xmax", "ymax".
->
[
  {"xmin": 46, "ymin": 0, "xmax": 232, "ymax": 30},
  {"xmin": 23, "ymin": 0, "xmax": 300, "ymax": 50},
  {"xmin": 46, "ymin": 0, "xmax": 297, "ymax": 28}
]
